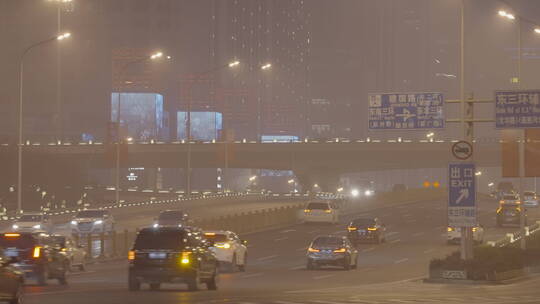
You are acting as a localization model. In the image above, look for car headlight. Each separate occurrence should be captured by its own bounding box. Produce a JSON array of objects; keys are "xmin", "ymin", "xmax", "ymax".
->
[
  {"xmin": 71, "ymin": 220, "xmax": 78, "ymax": 225},
  {"xmin": 152, "ymin": 223, "xmax": 159, "ymax": 228},
  {"xmin": 12, "ymin": 224, "xmax": 19, "ymax": 229},
  {"xmin": 94, "ymin": 220, "xmax": 103, "ymax": 225},
  {"xmin": 33, "ymin": 224, "xmax": 41, "ymax": 229}
]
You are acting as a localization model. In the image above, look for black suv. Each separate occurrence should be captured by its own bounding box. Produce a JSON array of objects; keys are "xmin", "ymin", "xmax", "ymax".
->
[
  {"xmin": 0, "ymin": 232, "xmax": 69, "ymax": 285},
  {"xmin": 128, "ymin": 227, "xmax": 219, "ymax": 291}
]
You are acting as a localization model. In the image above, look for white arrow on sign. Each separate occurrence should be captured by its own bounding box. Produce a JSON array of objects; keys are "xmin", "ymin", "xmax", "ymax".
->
[
  {"xmin": 396, "ymin": 109, "xmax": 416, "ymax": 122},
  {"xmin": 456, "ymin": 188, "xmax": 469, "ymax": 204}
]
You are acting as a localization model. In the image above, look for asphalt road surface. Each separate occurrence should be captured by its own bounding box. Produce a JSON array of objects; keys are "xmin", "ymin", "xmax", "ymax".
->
[{"xmin": 22, "ymin": 197, "xmax": 540, "ymax": 304}]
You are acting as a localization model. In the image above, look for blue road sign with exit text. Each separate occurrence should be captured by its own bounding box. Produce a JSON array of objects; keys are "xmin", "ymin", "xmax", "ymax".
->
[
  {"xmin": 448, "ymin": 163, "xmax": 477, "ymax": 227},
  {"xmin": 368, "ymin": 92, "xmax": 444, "ymax": 130},
  {"xmin": 495, "ymin": 90, "xmax": 540, "ymax": 128}
]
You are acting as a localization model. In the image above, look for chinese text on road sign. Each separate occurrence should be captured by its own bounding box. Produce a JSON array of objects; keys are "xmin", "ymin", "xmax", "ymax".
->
[
  {"xmin": 448, "ymin": 163, "xmax": 477, "ymax": 227},
  {"xmin": 495, "ymin": 90, "xmax": 540, "ymax": 128},
  {"xmin": 368, "ymin": 92, "xmax": 444, "ymax": 130}
]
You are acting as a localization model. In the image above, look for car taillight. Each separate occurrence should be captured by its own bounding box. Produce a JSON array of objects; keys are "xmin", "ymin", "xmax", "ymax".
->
[
  {"xmin": 447, "ymin": 227, "xmax": 454, "ymax": 232},
  {"xmin": 308, "ymin": 247, "xmax": 320, "ymax": 253},
  {"xmin": 333, "ymin": 248, "xmax": 346, "ymax": 253},
  {"xmin": 367, "ymin": 227, "xmax": 377, "ymax": 231},
  {"xmin": 215, "ymin": 242, "xmax": 231, "ymax": 249},
  {"xmin": 304, "ymin": 209, "xmax": 311, "ymax": 213},
  {"xmin": 324, "ymin": 209, "xmax": 332, "ymax": 213},
  {"xmin": 33, "ymin": 246, "xmax": 41, "ymax": 258},
  {"xmin": 128, "ymin": 250, "xmax": 135, "ymax": 260},
  {"xmin": 347, "ymin": 227, "xmax": 357, "ymax": 231},
  {"xmin": 180, "ymin": 252, "xmax": 191, "ymax": 265}
]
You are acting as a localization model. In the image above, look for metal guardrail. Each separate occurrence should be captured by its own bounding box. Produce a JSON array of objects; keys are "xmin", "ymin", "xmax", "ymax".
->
[
  {"xmin": 487, "ymin": 221, "xmax": 540, "ymax": 247},
  {"xmin": 0, "ymin": 192, "xmax": 312, "ymax": 222}
]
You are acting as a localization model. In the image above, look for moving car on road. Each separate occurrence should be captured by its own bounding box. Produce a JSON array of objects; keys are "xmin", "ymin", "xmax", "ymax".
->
[
  {"xmin": 303, "ymin": 201, "xmax": 339, "ymax": 224},
  {"xmin": 128, "ymin": 227, "xmax": 219, "ymax": 291},
  {"xmin": 204, "ymin": 231, "xmax": 247, "ymax": 272},
  {"xmin": 447, "ymin": 226, "xmax": 484, "ymax": 244},
  {"xmin": 497, "ymin": 203, "xmax": 526, "ymax": 227},
  {"xmin": 347, "ymin": 217, "xmax": 386, "ymax": 244},
  {"xmin": 153, "ymin": 210, "xmax": 190, "ymax": 228},
  {"xmin": 71, "ymin": 209, "xmax": 115, "ymax": 235},
  {"xmin": 12, "ymin": 212, "xmax": 52, "ymax": 233},
  {"xmin": 306, "ymin": 235, "xmax": 358, "ymax": 270},
  {"xmin": 500, "ymin": 193, "xmax": 520, "ymax": 205},
  {"xmin": 45, "ymin": 234, "xmax": 87, "ymax": 271},
  {"xmin": 0, "ymin": 250, "xmax": 24, "ymax": 304},
  {"xmin": 0, "ymin": 232, "xmax": 68, "ymax": 285},
  {"xmin": 523, "ymin": 191, "xmax": 539, "ymax": 208}
]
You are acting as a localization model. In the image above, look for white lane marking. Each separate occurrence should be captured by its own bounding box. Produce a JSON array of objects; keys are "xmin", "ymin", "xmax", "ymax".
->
[
  {"xmin": 257, "ymin": 255, "xmax": 278, "ymax": 261},
  {"xmin": 281, "ymin": 229, "xmax": 296, "ymax": 233},
  {"xmin": 423, "ymin": 248, "xmax": 435, "ymax": 254},
  {"xmin": 275, "ymin": 237, "xmax": 289, "ymax": 241},
  {"xmin": 309, "ymin": 230, "xmax": 319, "ymax": 234},
  {"xmin": 296, "ymin": 247, "xmax": 308, "ymax": 251},
  {"xmin": 403, "ymin": 213, "xmax": 412, "ymax": 217},
  {"xmin": 361, "ymin": 247, "xmax": 375, "ymax": 252},
  {"xmin": 69, "ymin": 270, "xmax": 96, "ymax": 276},
  {"xmin": 412, "ymin": 232, "xmax": 425, "ymax": 237},
  {"xmin": 240, "ymin": 272, "xmax": 264, "ymax": 279},
  {"xmin": 288, "ymin": 265, "xmax": 305, "ymax": 270},
  {"xmin": 386, "ymin": 231, "xmax": 399, "ymax": 237},
  {"xmin": 332, "ymin": 231, "xmax": 346, "ymax": 234},
  {"xmin": 313, "ymin": 274, "xmax": 335, "ymax": 280},
  {"xmin": 389, "ymin": 239, "xmax": 401, "ymax": 244},
  {"xmin": 394, "ymin": 258, "xmax": 409, "ymax": 264}
]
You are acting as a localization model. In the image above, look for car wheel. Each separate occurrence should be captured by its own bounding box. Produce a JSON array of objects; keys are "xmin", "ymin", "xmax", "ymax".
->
[
  {"xmin": 37, "ymin": 267, "xmax": 48, "ymax": 286},
  {"xmin": 238, "ymin": 254, "xmax": 247, "ymax": 272},
  {"xmin": 206, "ymin": 267, "xmax": 219, "ymax": 290},
  {"xmin": 306, "ymin": 259, "xmax": 315, "ymax": 270},
  {"xmin": 128, "ymin": 274, "xmax": 140, "ymax": 291},
  {"xmin": 149, "ymin": 283, "xmax": 160, "ymax": 291},
  {"xmin": 343, "ymin": 257, "xmax": 351, "ymax": 271},
  {"xmin": 58, "ymin": 266, "xmax": 68, "ymax": 285},
  {"xmin": 9, "ymin": 284, "xmax": 22, "ymax": 304},
  {"xmin": 187, "ymin": 271, "xmax": 200, "ymax": 291},
  {"xmin": 229, "ymin": 254, "xmax": 238, "ymax": 272},
  {"xmin": 351, "ymin": 256, "xmax": 358, "ymax": 269},
  {"xmin": 78, "ymin": 261, "xmax": 86, "ymax": 271}
]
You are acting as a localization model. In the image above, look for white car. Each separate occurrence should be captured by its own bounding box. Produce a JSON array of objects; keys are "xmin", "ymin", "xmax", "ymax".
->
[
  {"xmin": 47, "ymin": 234, "xmax": 87, "ymax": 271},
  {"xmin": 12, "ymin": 212, "xmax": 52, "ymax": 233},
  {"xmin": 523, "ymin": 191, "xmax": 539, "ymax": 208},
  {"xmin": 447, "ymin": 226, "xmax": 484, "ymax": 244},
  {"xmin": 71, "ymin": 209, "xmax": 115, "ymax": 235},
  {"xmin": 303, "ymin": 201, "xmax": 339, "ymax": 224},
  {"xmin": 204, "ymin": 231, "xmax": 247, "ymax": 272}
]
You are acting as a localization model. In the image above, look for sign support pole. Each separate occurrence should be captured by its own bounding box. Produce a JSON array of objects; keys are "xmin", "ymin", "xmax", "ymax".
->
[{"xmin": 459, "ymin": 0, "xmax": 474, "ymax": 261}]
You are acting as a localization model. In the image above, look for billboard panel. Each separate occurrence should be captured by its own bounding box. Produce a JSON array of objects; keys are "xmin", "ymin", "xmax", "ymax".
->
[
  {"xmin": 177, "ymin": 112, "xmax": 223, "ymax": 141},
  {"xmin": 111, "ymin": 93, "xmax": 164, "ymax": 141}
]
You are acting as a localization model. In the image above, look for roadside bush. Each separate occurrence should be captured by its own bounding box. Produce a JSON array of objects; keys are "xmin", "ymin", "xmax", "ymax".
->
[{"xmin": 430, "ymin": 247, "xmax": 525, "ymax": 280}]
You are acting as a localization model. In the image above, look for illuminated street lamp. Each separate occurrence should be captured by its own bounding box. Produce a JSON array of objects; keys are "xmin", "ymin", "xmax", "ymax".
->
[
  {"xmin": 249, "ymin": 176, "xmax": 257, "ymax": 182},
  {"xmin": 535, "ymin": 28, "xmax": 540, "ymax": 34},
  {"xmin": 261, "ymin": 63, "xmax": 272, "ymax": 70},
  {"xmin": 475, "ymin": 171, "xmax": 482, "ymax": 176},
  {"xmin": 228, "ymin": 60, "xmax": 240, "ymax": 68},
  {"xmin": 17, "ymin": 32, "xmax": 71, "ymax": 213},
  {"xmin": 488, "ymin": 182, "xmax": 495, "ymax": 187}
]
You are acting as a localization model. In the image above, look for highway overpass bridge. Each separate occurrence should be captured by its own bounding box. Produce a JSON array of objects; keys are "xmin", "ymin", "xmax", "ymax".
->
[{"xmin": 0, "ymin": 139, "xmax": 501, "ymax": 192}]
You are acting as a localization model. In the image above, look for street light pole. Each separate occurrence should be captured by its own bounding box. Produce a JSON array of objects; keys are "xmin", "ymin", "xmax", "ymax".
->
[
  {"xmin": 114, "ymin": 51, "xmax": 164, "ymax": 205},
  {"xmin": 17, "ymin": 33, "xmax": 71, "ymax": 213},
  {"xmin": 183, "ymin": 60, "xmax": 240, "ymax": 197}
]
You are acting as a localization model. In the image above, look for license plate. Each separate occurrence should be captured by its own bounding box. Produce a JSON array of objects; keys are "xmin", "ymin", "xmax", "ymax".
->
[
  {"xmin": 149, "ymin": 252, "xmax": 167, "ymax": 259},
  {"xmin": 358, "ymin": 230, "xmax": 366, "ymax": 234}
]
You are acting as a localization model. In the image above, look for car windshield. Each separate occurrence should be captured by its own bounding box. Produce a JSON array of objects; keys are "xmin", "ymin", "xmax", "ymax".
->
[
  {"xmin": 204, "ymin": 233, "xmax": 228, "ymax": 243},
  {"xmin": 158, "ymin": 211, "xmax": 187, "ymax": 220},
  {"xmin": 351, "ymin": 218, "xmax": 375, "ymax": 227},
  {"xmin": 524, "ymin": 192, "xmax": 535, "ymax": 197},
  {"xmin": 44, "ymin": 236, "xmax": 66, "ymax": 247},
  {"xmin": 18, "ymin": 215, "xmax": 42, "ymax": 222},
  {"xmin": 76, "ymin": 211, "xmax": 105, "ymax": 218},
  {"xmin": 307, "ymin": 202, "xmax": 330, "ymax": 210},
  {"xmin": 134, "ymin": 230, "xmax": 187, "ymax": 250},
  {"xmin": 312, "ymin": 237, "xmax": 343, "ymax": 248},
  {"xmin": 0, "ymin": 234, "xmax": 36, "ymax": 249}
]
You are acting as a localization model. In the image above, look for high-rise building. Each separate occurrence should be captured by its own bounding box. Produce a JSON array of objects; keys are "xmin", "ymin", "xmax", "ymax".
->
[{"xmin": 212, "ymin": 0, "xmax": 311, "ymax": 139}]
